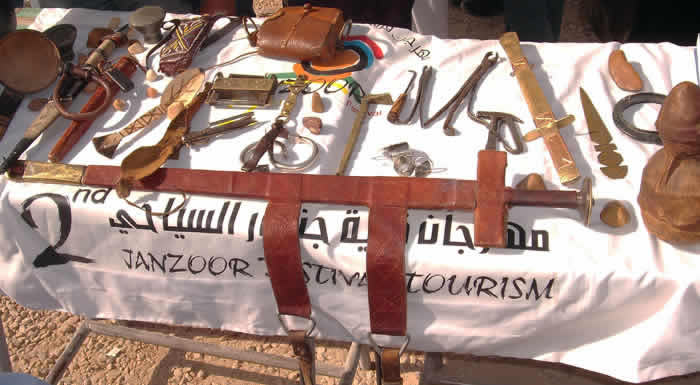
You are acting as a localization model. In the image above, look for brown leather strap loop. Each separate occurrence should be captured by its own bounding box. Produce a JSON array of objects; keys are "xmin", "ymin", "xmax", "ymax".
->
[
  {"xmin": 379, "ymin": 348, "xmax": 402, "ymax": 385},
  {"xmin": 263, "ymin": 200, "xmax": 311, "ymax": 318},
  {"xmin": 53, "ymin": 65, "xmax": 113, "ymax": 121},
  {"xmin": 290, "ymin": 329, "xmax": 316, "ymax": 385},
  {"xmin": 242, "ymin": 17, "xmax": 259, "ymax": 47},
  {"xmin": 367, "ymin": 204, "xmax": 408, "ymax": 336}
]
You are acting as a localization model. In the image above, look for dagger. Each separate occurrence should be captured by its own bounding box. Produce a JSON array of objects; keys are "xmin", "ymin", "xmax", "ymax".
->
[{"xmin": 0, "ymin": 24, "xmax": 129, "ymax": 174}]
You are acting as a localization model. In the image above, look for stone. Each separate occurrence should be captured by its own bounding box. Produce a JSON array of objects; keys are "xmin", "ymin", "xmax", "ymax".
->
[
  {"xmin": 113, "ymin": 98, "xmax": 128, "ymax": 112},
  {"xmin": 167, "ymin": 102, "xmax": 184, "ymax": 120},
  {"xmin": 107, "ymin": 17, "xmax": 121, "ymax": 31},
  {"xmin": 145, "ymin": 69, "xmax": 158, "ymax": 82},
  {"xmin": 608, "ymin": 50, "xmax": 643, "ymax": 92},
  {"xmin": 600, "ymin": 200, "xmax": 631, "ymax": 228},
  {"xmin": 146, "ymin": 87, "xmax": 159, "ymax": 98},
  {"xmin": 311, "ymin": 92, "xmax": 324, "ymax": 113},
  {"xmin": 302, "ymin": 117, "xmax": 322, "ymax": 135},
  {"xmin": 87, "ymin": 28, "xmax": 113, "ymax": 49},
  {"xmin": 516, "ymin": 173, "xmax": 546, "ymax": 191},
  {"xmin": 58, "ymin": 323, "xmax": 76, "ymax": 335},
  {"xmin": 28, "ymin": 98, "xmax": 48, "ymax": 111},
  {"xmin": 127, "ymin": 41, "xmax": 145, "ymax": 55},
  {"xmin": 127, "ymin": 27, "xmax": 139, "ymax": 41}
]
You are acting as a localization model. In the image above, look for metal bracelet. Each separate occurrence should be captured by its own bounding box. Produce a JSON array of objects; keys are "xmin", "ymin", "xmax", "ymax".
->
[
  {"xmin": 612, "ymin": 92, "xmax": 665, "ymax": 145},
  {"xmin": 269, "ymin": 135, "xmax": 319, "ymax": 172}
]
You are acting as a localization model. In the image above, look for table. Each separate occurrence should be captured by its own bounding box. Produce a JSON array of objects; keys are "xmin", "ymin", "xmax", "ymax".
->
[{"xmin": 1, "ymin": 8, "xmax": 699, "ymax": 384}]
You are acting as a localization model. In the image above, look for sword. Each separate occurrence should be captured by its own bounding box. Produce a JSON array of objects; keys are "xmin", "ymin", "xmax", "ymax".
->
[
  {"xmin": 499, "ymin": 32, "xmax": 580, "ymax": 185},
  {"xmin": 6, "ymin": 156, "xmax": 593, "ymax": 249}
]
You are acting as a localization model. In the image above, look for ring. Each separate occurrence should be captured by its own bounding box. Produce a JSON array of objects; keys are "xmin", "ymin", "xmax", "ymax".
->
[
  {"xmin": 269, "ymin": 134, "xmax": 319, "ymax": 172},
  {"xmin": 612, "ymin": 92, "xmax": 665, "ymax": 145}
]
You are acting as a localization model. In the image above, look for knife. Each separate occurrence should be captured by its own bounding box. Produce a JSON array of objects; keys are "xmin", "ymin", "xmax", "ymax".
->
[{"xmin": 579, "ymin": 88, "xmax": 627, "ymax": 179}]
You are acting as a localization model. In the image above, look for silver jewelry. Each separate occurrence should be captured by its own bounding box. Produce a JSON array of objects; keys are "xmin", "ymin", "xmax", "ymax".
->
[{"xmin": 268, "ymin": 134, "xmax": 319, "ymax": 172}]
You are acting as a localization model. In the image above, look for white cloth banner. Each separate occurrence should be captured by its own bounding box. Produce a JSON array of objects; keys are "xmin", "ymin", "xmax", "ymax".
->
[{"xmin": 1, "ymin": 9, "xmax": 699, "ymax": 383}]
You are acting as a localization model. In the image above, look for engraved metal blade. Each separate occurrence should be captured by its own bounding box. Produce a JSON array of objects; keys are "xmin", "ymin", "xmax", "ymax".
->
[{"xmin": 580, "ymin": 88, "xmax": 612, "ymax": 144}]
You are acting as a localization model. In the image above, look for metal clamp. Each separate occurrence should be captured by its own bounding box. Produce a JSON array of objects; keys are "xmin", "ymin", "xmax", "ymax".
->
[
  {"xmin": 367, "ymin": 333, "xmax": 410, "ymax": 357},
  {"xmin": 278, "ymin": 313, "xmax": 317, "ymax": 337},
  {"xmin": 367, "ymin": 333, "xmax": 410, "ymax": 385}
]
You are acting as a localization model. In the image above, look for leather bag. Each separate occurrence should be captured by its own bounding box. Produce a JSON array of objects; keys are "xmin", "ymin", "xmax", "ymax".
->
[
  {"xmin": 244, "ymin": 3, "xmax": 348, "ymax": 63},
  {"xmin": 152, "ymin": 16, "xmax": 219, "ymax": 76}
]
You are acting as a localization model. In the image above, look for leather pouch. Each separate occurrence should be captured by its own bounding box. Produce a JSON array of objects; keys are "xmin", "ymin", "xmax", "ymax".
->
[
  {"xmin": 244, "ymin": 3, "xmax": 348, "ymax": 63},
  {"xmin": 157, "ymin": 16, "xmax": 219, "ymax": 76}
]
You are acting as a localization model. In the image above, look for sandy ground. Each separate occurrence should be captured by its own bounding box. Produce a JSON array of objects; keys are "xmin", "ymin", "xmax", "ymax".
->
[{"xmin": 1, "ymin": 295, "xmax": 426, "ymax": 385}]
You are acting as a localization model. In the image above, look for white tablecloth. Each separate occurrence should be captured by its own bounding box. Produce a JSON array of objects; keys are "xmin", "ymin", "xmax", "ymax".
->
[{"xmin": 1, "ymin": 9, "xmax": 699, "ymax": 383}]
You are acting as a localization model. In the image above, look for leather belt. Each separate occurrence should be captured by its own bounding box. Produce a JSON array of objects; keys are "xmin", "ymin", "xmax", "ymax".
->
[
  {"xmin": 262, "ymin": 174, "xmax": 316, "ymax": 384},
  {"xmin": 367, "ymin": 202, "xmax": 409, "ymax": 385}
]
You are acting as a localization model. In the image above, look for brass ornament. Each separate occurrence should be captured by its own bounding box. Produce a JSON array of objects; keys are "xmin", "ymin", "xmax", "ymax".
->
[
  {"xmin": 580, "ymin": 88, "xmax": 628, "ymax": 179},
  {"xmin": 205, "ymin": 73, "xmax": 278, "ymax": 108},
  {"xmin": 600, "ymin": 200, "xmax": 630, "ymax": 228}
]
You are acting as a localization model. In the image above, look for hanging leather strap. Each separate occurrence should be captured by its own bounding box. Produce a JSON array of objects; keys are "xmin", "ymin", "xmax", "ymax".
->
[
  {"xmin": 290, "ymin": 330, "xmax": 316, "ymax": 385},
  {"xmin": 367, "ymin": 205, "xmax": 407, "ymax": 336},
  {"xmin": 262, "ymin": 174, "xmax": 315, "ymax": 384},
  {"xmin": 366, "ymin": 180, "xmax": 409, "ymax": 385}
]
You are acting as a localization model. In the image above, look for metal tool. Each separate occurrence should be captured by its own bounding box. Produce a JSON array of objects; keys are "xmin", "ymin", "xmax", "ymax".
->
[
  {"xmin": 182, "ymin": 112, "xmax": 258, "ymax": 146},
  {"xmin": 422, "ymin": 52, "xmax": 499, "ymax": 135},
  {"xmin": 499, "ymin": 32, "xmax": 580, "ymax": 185},
  {"xmin": 476, "ymin": 111, "xmax": 524, "ymax": 153},
  {"xmin": 580, "ymin": 88, "xmax": 628, "ymax": 179},
  {"xmin": 387, "ymin": 70, "xmax": 416, "ymax": 124},
  {"xmin": 336, "ymin": 93, "xmax": 393, "ymax": 176}
]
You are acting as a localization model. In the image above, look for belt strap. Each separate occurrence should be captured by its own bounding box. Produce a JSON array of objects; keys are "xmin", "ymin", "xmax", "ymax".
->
[
  {"xmin": 367, "ymin": 180, "xmax": 409, "ymax": 385},
  {"xmin": 263, "ymin": 201, "xmax": 311, "ymax": 318},
  {"xmin": 367, "ymin": 205, "xmax": 407, "ymax": 336},
  {"xmin": 262, "ymin": 174, "xmax": 315, "ymax": 384}
]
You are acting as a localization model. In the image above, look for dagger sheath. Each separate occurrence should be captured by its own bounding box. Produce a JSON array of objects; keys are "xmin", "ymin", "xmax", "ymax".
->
[
  {"xmin": 48, "ymin": 56, "xmax": 138, "ymax": 163},
  {"xmin": 0, "ymin": 27, "xmax": 126, "ymax": 174},
  {"xmin": 499, "ymin": 32, "xmax": 580, "ymax": 185}
]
